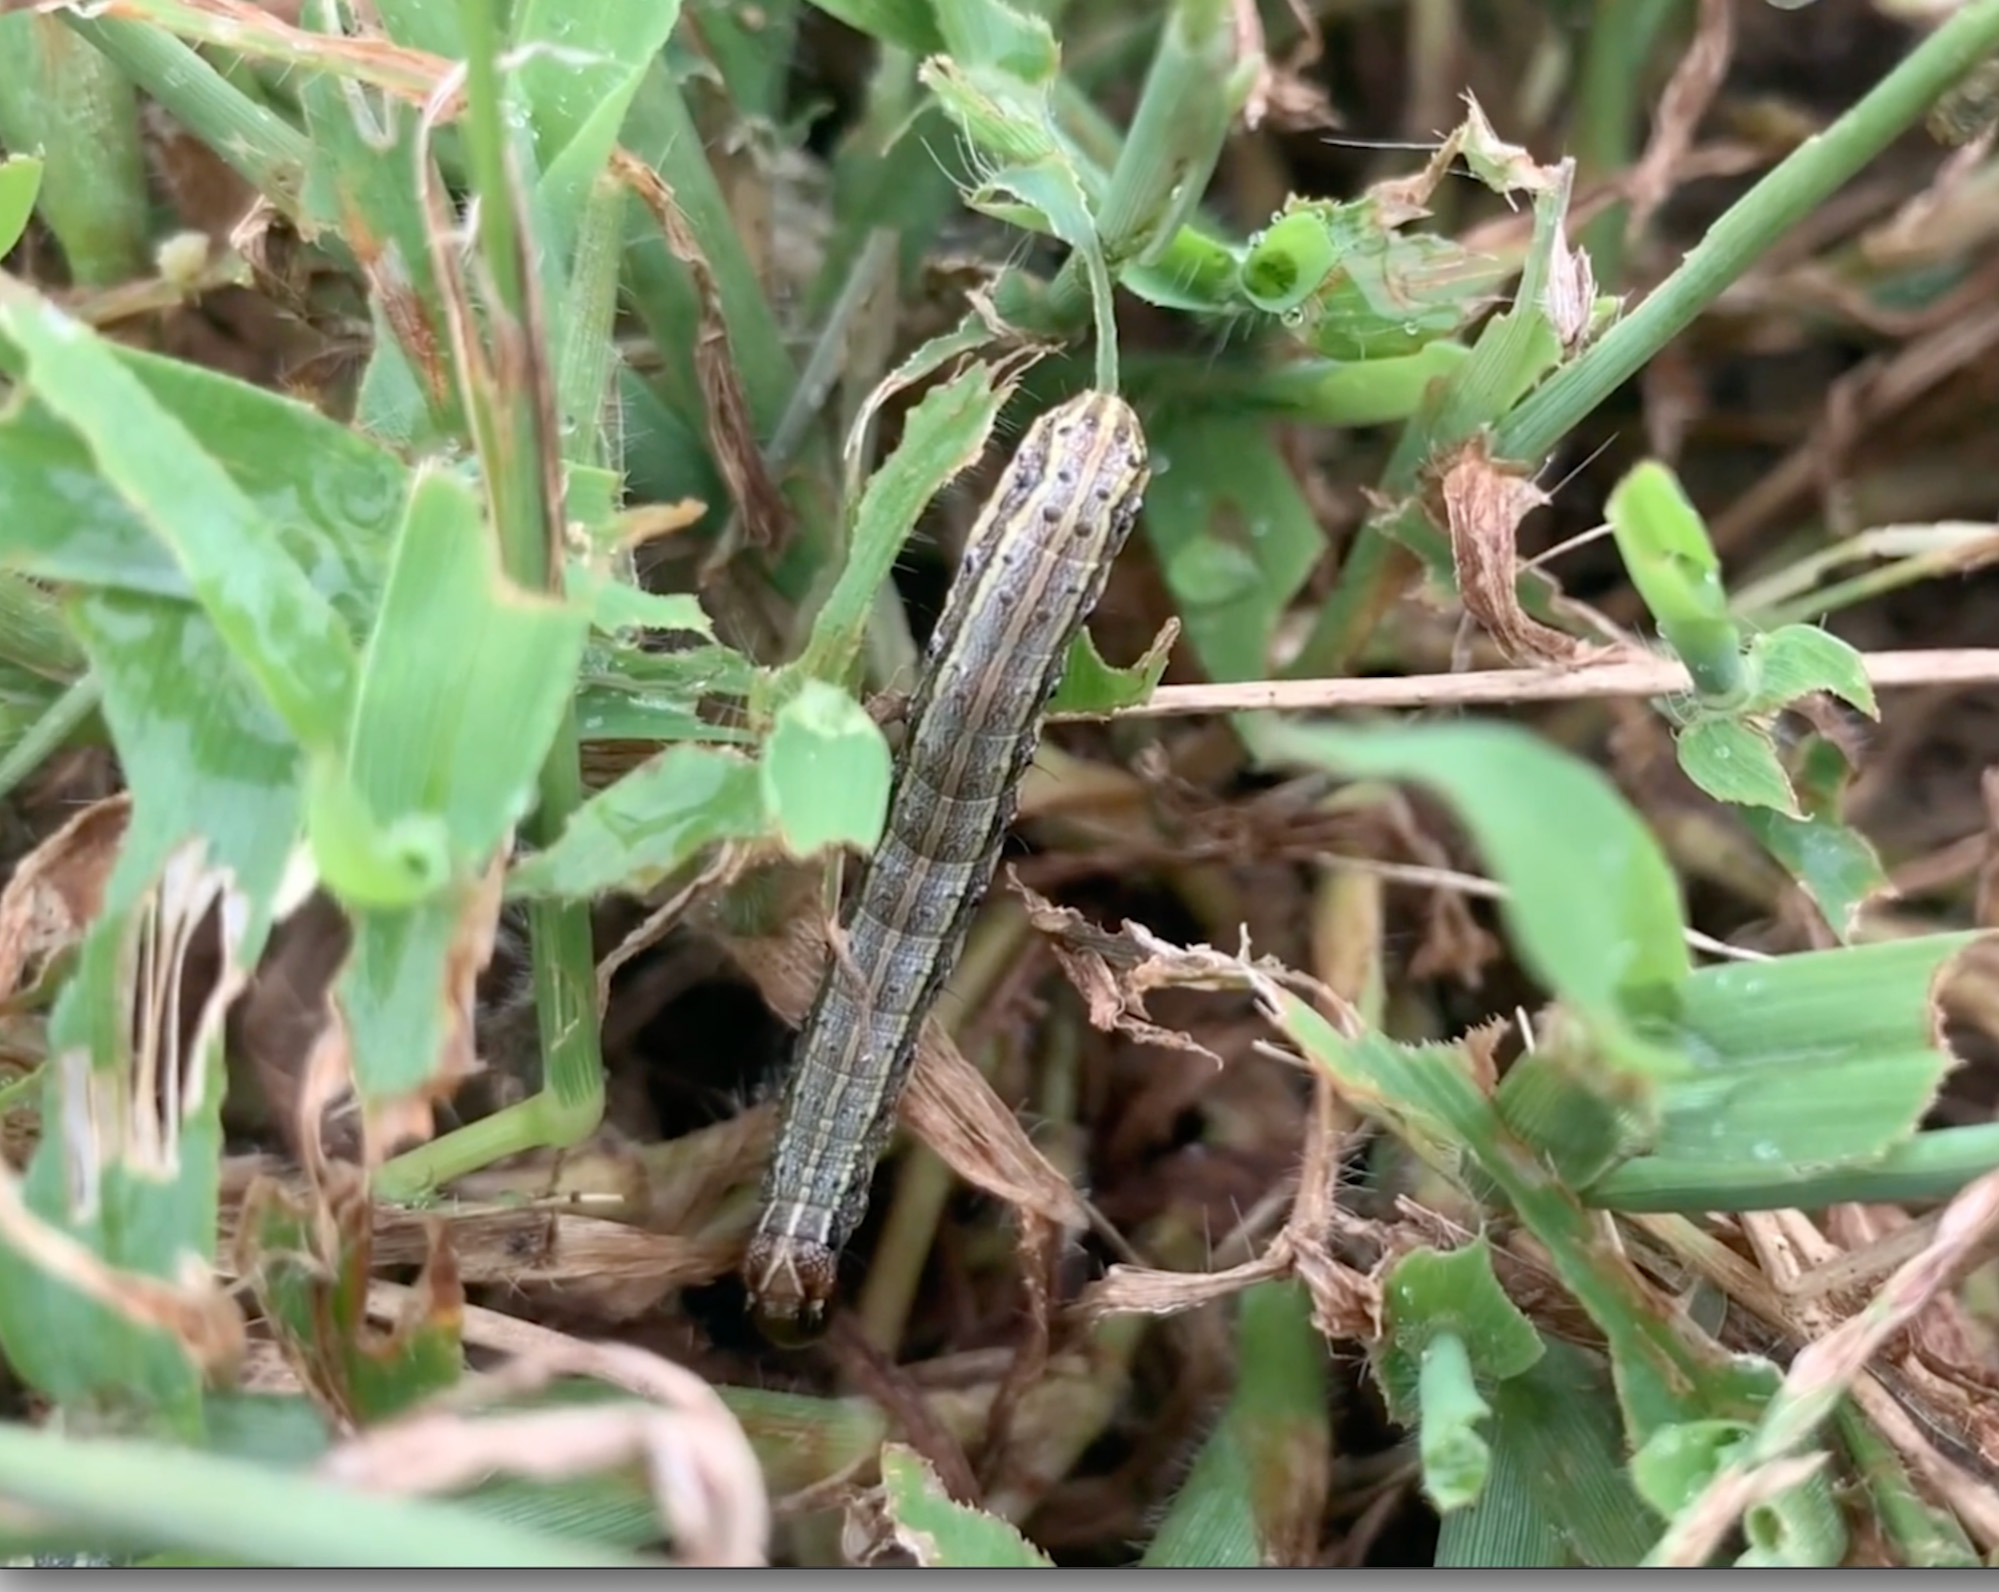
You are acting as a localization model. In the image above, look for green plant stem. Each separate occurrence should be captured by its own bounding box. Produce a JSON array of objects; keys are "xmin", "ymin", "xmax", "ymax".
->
[
  {"xmin": 1498, "ymin": 0, "xmax": 1999, "ymax": 466},
  {"xmin": 1286, "ymin": 1, "xmax": 1999, "ymax": 684},
  {"xmin": 1283, "ymin": 525, "xmax": 1415, "ymax": 677},
  {"xmin": 0, "ymin": 1423, "xmax": 653, "ymax": 1568},
  {"xmin": 1141, "ymin": 1281, "xmax": 1327, "ymax": 1566},
  {"xmin": 1748, "ymin": 549, "xmax": 1978, "ymax": 631},
  {"xmin": 0, "ymin": 673, "xmax": 100, "ymax": 804},
  {"xmin": 1418, "ymin": 1328, "xmax": 1489, "ymax": 1479},
  {"xmin": 457, "ymin": 5, "xmax": 537, "ymax": 540},
  {"xmin": 1834, "ymin": 1400, "xmax": 1980, "ymax": 1567},
  {"xmin": 1041, "ymin": 0, "xmax": 1240, "ymax": 382},
  {"xmin": 1140, "ymin": 343, "xmax": 1471, "ymax": 426},
  {"xmin": 1071, "ymin": 0, "xmax": 1234, "ymax": 273},
  {"xmin": 377, "ymin": 0, "xmax": 603, "ymax": 1200}
]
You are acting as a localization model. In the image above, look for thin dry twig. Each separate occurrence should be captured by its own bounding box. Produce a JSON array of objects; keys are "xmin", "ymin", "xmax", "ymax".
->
[{"xmin": 1051, "ymin": 648, "xmax": 1999, "ymax": 721}]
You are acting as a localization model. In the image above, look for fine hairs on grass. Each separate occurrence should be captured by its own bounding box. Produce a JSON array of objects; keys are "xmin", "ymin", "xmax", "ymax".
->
[{"xmin": 4, "ymin": 0, "xmax": 1999, "ymax": 1571}]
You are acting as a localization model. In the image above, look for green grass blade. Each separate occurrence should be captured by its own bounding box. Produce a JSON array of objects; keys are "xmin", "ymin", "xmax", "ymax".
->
[
  {"xmin": 1835, "ymin": 1399, "xmax": 1980, "ymax": 1567},
  {"xmin": 0, "ymin": 281, "xmax": 358, "ymax": 756},
  {"xmin": 1675, "ymin": 719, "xmax": 1798, "ymax": 817},
  {"xmin": 0, "ymin": 1422, "xmax": 659, "ymax": 1567},
  {"xmin": 0, "ymin": 594, "xmax": 302, "ymax": 1434},
  {"xmin": 57, "ymin": 13, "xmax": 311, "ymax": 219},
  {"xmin": 1044, "ymin": 620, "xmax": 1175, "ymax": 717},
  {"xmin": 1142, "ymin": 1281, "xmax": 1330, "ymax": 1567},
  {"xmin": 686, "ymin": 0, "xmax": 802, "ymax": 121},
  {"xmin": 617, "ymin": 57, "xmax": 812, "ymax": 444},
  {"xmin": 552, "ymin": 172, "xmax": 629, "ymax": 469},
  {"xmin": 0, "ymin": 153, "xmax": 42, "ymax": 256},
  {"xmin": 1633, "ymin": 935, "xmax": 1977, "ymax": 1180},
  {"xmin": 0, "ymin": 672, "xmax": 101, "ymax": 804},
  {"xmin": 1606, "ymin": 462, "xmax": 1746, "ymax": 703},
  {"xmin": 795, "ymin": 361, "xmax": 1008, "ymax": 689},
  {"xmin": 1140, "ymin": 408, "xmax": 1324, "ymax": 687},
  {"xmin": 1050, "ymin": 0, "xmax": 1243, "ymax": 290},
  {"xmin": 1127, "ymin": 345, "xmax": 1472, "ymax": 429},
  {"xmin": 0, "ymin": 17, "xmax": 148, "ymax": 286},
  {"xmin": 345, "ymin": 469, "xmax": 589, "ymax": 874},
  {"xmin": 804, "ymin": 0, "xmax": 944, "ymax": 54},
  {"xmin": 1257, "ymin": 721, "xmax": 1692, "ymax": 1043},
  {"xmin": 879, "ymin": 1443, "xmax": 1054, "ymax": 1567},
  {"xmin": 295, "ymin": 0, "xmax": 458, "ymax": 442},
  {"xmin": 1270, "ymin": 1000, "xmax": 1775, "ymax": 1446},
  {"xmin": 0, "ymin": 339, "xmax": 406, "ymax": 605},
  {"xmin": 317, "ymin": 468, "xmax": 589, "ymax": 1107},
  {"xmin": 513, "ymin": 0, "xmax": 682, "ymax": 282},
  {"xmin": 1437, "ymin": 1341, "xmax": 1658, "ymax": 1566},
  {"xmin": 1736, "ymin": 738, "xmax": 1887, "ymax": 942},
  {"xmin": 761, "ymin": 679, "xmax": 892, "ymax": 857},
  {"xmin": 1593, "ymin": 1119, "xmax": 1999, "ymax": 1213},
  {"xmin": 508, "ymin": 745, "xmax": 770, "ymax": 900}
]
